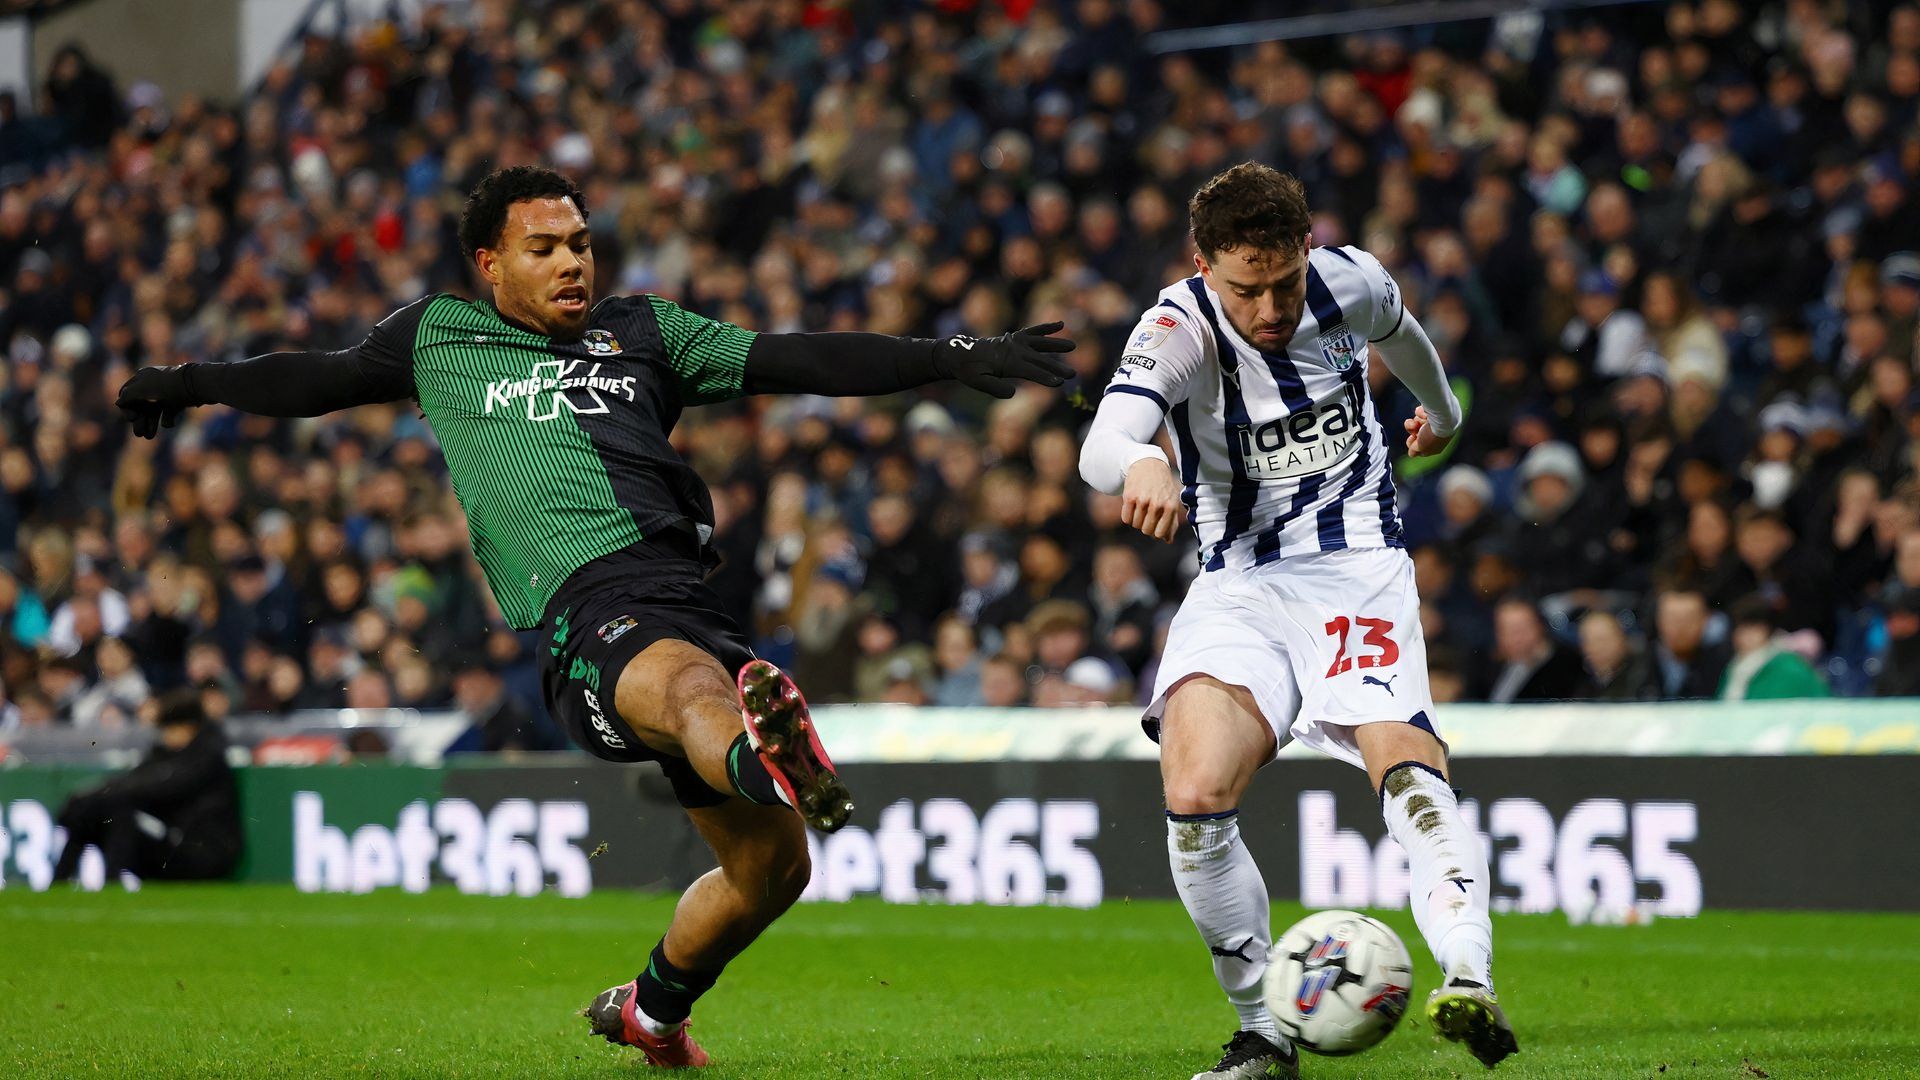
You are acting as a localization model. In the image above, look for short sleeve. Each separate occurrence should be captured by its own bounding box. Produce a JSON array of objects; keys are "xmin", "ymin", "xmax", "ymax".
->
[
  {"xmin": 1348, "ymin": 247, "xmax": 1406, "ymax": 342},
  {"xmin": 357, "ymin": 297, "xmax": 427, "ymax": 401},
  {"xmin": 1104, "ymin": 301, "xmax": 1208, "ymax": 412},
  {"xmin": 646, "ymin": 295, "xmax": 756, "ymax": 405}
]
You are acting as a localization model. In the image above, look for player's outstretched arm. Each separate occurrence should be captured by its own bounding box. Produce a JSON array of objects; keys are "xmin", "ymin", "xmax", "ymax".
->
[
  {"xmin": 116, "ymin": 347, "xmax": 409, "ymax": 436},
  {"xmin": 741, "ymin": 324, "xmax": 1074, "ymax": 399},
  {"xmin": 1372, "ymin": 311, "xmax": 1464, "ymax": 457},
  {"xmin": 117, "ymin": 301, "xmax": 421, "ymax": 437}
]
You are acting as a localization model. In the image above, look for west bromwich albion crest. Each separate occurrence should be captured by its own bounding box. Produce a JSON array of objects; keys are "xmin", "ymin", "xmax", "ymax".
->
[
  {"xmin": 583, "ymin": 328, "xmax": 622, "ymax": 356},
  {"xmin": 1319, "ymin": 323, "xmax": 1356, "ymax": 371}
]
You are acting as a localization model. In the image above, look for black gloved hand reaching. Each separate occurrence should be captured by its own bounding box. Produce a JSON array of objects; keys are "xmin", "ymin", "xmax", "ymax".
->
[
  {"xmin": 931, "ymin": 322, "xmax": 1077, "ymax": 399},
  {"xmin": 116, "ymin": 365, "xmax": 202, "ymax": 439}
]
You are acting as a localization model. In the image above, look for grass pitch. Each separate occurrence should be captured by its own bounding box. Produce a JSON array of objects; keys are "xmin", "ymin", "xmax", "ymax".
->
[{"xmin": 3, "ymin": 886, "xmax": 1916, "ymax": 1078}]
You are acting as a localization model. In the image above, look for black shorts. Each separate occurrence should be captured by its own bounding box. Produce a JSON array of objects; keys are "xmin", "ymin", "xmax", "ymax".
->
[{"xmin": 538, "ymin": 530, "xmax": 756, "ymax": 809}]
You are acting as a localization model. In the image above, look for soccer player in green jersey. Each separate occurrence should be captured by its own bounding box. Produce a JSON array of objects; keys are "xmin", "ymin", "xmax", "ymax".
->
[{"xmin": 116, "ymin": 165, "xmax": 1074, "ymax": 1066}]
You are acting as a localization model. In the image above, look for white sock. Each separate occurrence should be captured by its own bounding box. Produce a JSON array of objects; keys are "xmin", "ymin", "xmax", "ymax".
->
[
  {"xmin": 1167, "ymin": 812, "xmax": 1280, "ymax": 1041},
  {"xmin": 631, "ymin": 1000, "xmax": 682, "ymax": 1037},
  {"xmin": 1380, "ymin": 763, "xmax": 1494, "ymax": 989}
]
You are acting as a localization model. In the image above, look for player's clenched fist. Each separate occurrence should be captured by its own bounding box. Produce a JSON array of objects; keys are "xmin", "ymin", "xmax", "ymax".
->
[
  {"xmin": 1121, "ymin": 457, "xmax": 1183, "ymax": 543},
  {"xmin": 1403, "ymin": 404, "xmax": 1453, "ymax": 457},
  {"xmin": 116, "ymin": 365, "xmax": 200, "ymax": 439}
]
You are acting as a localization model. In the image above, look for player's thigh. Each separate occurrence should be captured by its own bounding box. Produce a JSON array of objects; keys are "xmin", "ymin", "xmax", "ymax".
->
[
  {"xmin": 1349, "ymin": 722, "xmax": 1449, "ymax": 792},
  {"xmin": 613, "ymin": 638, "xmax": 735, "ymax": 756},
  {"xmin": 1159, "ymin": 675, "xmax": 1277, "ymax": 815},
  {"xmin": 684, "ymin": 796, "xmax": 810, "ymax": 900}
]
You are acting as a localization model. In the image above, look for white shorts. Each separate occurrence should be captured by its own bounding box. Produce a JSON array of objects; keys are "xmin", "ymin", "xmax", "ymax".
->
[{"xmin": 1144, "ymin": 547, "xmax": 1440, "ymax": 771}]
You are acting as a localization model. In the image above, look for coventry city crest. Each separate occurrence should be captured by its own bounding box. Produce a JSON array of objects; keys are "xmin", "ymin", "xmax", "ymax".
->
[{"xmin": 583, "ymin": 329, "xmax": 622, "ymax": 356}]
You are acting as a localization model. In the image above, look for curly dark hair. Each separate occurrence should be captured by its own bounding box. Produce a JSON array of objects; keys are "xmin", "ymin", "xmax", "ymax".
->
[
  {"xmin": 457, "ymin": 166, "xmax": 589, "ymax": 260},
  {"xmin": 1188, "ymin": 162, "xmax": 1312, "ymax": 261}
]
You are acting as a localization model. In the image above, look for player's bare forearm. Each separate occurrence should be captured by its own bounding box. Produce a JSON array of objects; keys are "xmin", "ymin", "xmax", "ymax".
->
[
  {"xmin": 743, "ymin": 325, "xmax": 1073, "ymax": 399},
  {"xmin": 1121, "ymin": 457, "xmax": 1184, "ymax": 543}
]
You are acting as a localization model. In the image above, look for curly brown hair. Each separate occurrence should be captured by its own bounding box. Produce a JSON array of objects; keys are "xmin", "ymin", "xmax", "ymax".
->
[
  {"xmin": 458, "ymin": 166, "xmax": 589, "ymax": 260},
  {"xmin": 1188, "ymin": 162, "xmax": 1312, "ymax": 262}
]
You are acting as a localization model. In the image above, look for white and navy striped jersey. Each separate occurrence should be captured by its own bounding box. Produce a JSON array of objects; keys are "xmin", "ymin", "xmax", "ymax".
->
[{"xmin": 1103, "ymin": 246, "xmax": 1407, "ymax": 572}]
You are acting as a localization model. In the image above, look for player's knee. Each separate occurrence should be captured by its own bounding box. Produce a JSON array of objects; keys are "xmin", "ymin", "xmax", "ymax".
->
[
  {"xmin": 767, "ymin": 845, "xmax": 811, "ymax": 907},
  {"xmin": 724, "ymin": 823, "xmax": 810, "ymax": 909},
  {"xmin": 738, "ymin": 837, "xmax": 809, "ymax": 910},
  {"xmin": 656, "ymin": 653, "xmax": 729, "ymax": 719},
  {"xmin": 1163, "ymin": 779, "xmax": 1240, "ymax": 817}
]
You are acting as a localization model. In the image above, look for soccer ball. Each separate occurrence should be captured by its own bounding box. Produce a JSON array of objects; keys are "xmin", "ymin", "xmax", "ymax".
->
[{"xmin": 1264, "ymin": 909, "xmax": 1414, "ymax": 1056}]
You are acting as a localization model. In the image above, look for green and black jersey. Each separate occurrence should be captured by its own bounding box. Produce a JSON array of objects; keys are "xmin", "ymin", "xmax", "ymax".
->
[
  {"xmin": 170, "ymin": 283, "xmax": 1044, "ymax": 628},
  {"xmin": 347, "ymin": 294, "xmax": 755, "ymax": 629}
]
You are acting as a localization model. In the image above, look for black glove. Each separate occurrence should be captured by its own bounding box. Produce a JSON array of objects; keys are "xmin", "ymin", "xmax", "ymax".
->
[
  {"xmin": 931, "ymin": 322, "xmax": 1076, "ymax": 399},
  {"xmin": 116, "ymin": 365, "xmax": 201, "ymax": 439}
]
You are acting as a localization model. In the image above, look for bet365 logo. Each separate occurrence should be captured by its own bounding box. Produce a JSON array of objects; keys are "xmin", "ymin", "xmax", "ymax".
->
[
  {"xmin": 802, "ymin": 797, "xmax": 1103, "ymax": 908},
  {"xmin": 484, "ymin": 360, "xmax": 638, "ymax": 421},
  {"xmin": 1297, "ymin": 791, "xmax": 1703, "ymax": 917}
]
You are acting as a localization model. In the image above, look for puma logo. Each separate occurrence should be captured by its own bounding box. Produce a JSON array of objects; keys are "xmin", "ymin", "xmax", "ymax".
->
[
  {"xmin": 1362, "ymin": 674, "xmax": 1398, "ymax": 695},
  {"xmin": 1209, "ymin": 937, "xmax": 1258, "ymax": 964}
]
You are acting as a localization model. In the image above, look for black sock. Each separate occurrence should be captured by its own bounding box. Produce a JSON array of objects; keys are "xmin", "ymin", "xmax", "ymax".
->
[
  {"xmin": 633, "ymin": 940, "xmax": 721, "ymax": 1026},
  {"xmin": 725, "ymin": 732, "xmax": 786, "ymax": 806}
]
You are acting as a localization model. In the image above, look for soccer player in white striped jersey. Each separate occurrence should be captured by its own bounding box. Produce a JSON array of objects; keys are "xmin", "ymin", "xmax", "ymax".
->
[{"xmin": 1079, "ymin": 163, "xmax": 1516, "ymax": 1078}]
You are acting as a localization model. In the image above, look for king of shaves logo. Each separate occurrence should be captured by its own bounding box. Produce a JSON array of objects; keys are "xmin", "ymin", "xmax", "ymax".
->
[{"xmin": 485, "ymin": 359, "xmax": 638, "ymax": 421}]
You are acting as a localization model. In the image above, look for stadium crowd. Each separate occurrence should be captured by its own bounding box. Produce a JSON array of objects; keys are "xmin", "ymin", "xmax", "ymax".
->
[{"xmin": 1, "ymin": 0, "xmax": 1918, "ymax": 744}]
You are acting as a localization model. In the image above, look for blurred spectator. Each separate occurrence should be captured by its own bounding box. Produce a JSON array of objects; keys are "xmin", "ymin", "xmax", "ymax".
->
[
  {"xmin": 1037, "ymin": 656, "xmax": 1129, "ymax": 707},
  {"xmin": 930, "ymin": 615, "xmax": 986, "ymax": 707},
  {"xmin": 1658, "ymin": 500, "xmax": 1750, "ymax": 612},
  {"xmin": 1026, "ymin": 599, "xmax": 1111, "ymax": 681},
  {"xmin": 954, "ymin": 530, "xmax": 1019, "ymax": 628},
  {"xmin": 1425, "ymin": 644, "xmax": 1470, "ymax": 705},
  {"xmin": 1719, "ymin": 598, "xmax": 1832, "ymax": 700},
  {"xmin": 443, "ymin": 651, "xmax": 564, "ymax": 755},
  {"xmin": 1652, "ymin": 587, "xmax": 1731, "ymax": 700},
  {"xmin": 1504, "ymin": 443, "xmax": 1597, "ymax": 597},
  {"xmin": 1575, "ymin": 610, "xmax": 1655, "ymax": 701},
  {"xmin": 42, "ymin": 45, "xmax": 119, "ymax": 151},
  {"xmin": 852, "ymin": 612, "xmax": 934, "ymax": 704},
  {"xmin": 1088, "ymin": 543, "xmax": 1158, "ymax": 676},
  {"xmin": 71, "ymin": 636, "xmax": 150, "ymax": 726},
  {"xmin": 1433, "ymin": 466, "xmax": 1496, "ymax": 553},
  {"xmin": 344, "ymin": 669, "xmax": 393, "ymax": 711},
  {"xmin": 1877, "ymin": 532, "xmax": 1920, "ymax": 697},
  {"xmin": 978, "ymin": 653, "xmax": 1031, "ymax": 708},
  {"xmin": 1730, "ymin": 507, "xmax": 1829, "ymax": 640},
  {"xmin": 51, "ymin": 689, "xmax": 241, "ymax": 884},
  {"xmin": 1486, "ymin": 596, "xmax": 1584, "ymax": 702},
  {"xmin": 793, "ymin": 561, "xmax": 863, "ymax": 703}
]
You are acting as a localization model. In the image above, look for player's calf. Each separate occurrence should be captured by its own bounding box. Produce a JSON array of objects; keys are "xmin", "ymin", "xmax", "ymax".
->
[
  {"xmin": 1376, "ymin": 759, "xmax": 1513, "ymax": 1065},
  {"xmin": 1377, "ymin": 761, "xmax": 1494, "ymax": 987}
]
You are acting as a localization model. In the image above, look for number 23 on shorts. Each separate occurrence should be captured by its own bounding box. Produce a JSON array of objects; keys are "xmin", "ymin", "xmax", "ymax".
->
[{"xmin": 1324, "ymin": 616, "xmax": 1399, "ymax": 678}]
